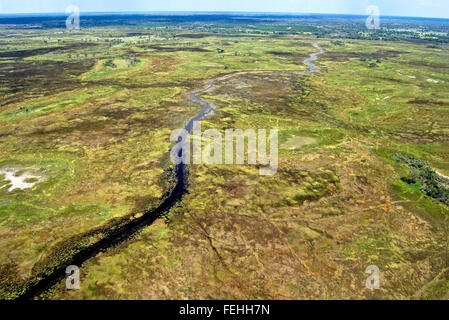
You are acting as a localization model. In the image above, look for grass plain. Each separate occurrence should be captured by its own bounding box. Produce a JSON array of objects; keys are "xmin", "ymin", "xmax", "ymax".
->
[{"xmin": 0, "ymin": 13, "xmax": 448, "ymax": 300}]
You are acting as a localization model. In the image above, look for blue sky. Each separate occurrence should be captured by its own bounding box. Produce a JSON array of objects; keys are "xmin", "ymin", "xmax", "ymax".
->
[{"xmin": 0, "ymin": 0, "xmax": 448, "ymax": 18}]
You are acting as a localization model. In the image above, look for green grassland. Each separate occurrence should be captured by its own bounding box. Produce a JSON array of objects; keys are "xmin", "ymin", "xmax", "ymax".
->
[{"xmin": 0, "ymin": 17, "xmax": 448, "ymax": 300}]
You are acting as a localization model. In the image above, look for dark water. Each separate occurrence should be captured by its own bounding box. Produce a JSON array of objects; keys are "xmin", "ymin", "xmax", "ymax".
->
[
  {"xmin": 16, "ymin": 44, "xmax": 323, "ymax": 300},
  {"xmin": 17, "ymin": 161, "xmax": 187, "ymax": 300},
  {"xmin": 303, "ymin": 44, "xmax": 324, "ymax": 73},
  {"xmin": 185, "ymin": 80, "xmax": 217, "ymax": 133}
]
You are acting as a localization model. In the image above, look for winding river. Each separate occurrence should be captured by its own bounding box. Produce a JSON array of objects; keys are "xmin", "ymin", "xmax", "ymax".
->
[
  {"xmin": 185, "ymin": 43, "xmax": 323, "ymax": 129},
  {"xmin": 17, "ymin": 43, "xmax": 324, "ymax": 300}
]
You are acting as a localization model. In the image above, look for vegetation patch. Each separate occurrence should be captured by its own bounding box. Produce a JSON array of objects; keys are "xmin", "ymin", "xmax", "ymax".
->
[{"xmin": 394, "ymin": 153, "xmax": 449, "ymax": 206}]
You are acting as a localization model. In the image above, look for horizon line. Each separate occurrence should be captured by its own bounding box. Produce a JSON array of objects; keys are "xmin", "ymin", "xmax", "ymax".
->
[{"xmin": 0, "ymin": 10, "xmax": 448, "ymax": 21}]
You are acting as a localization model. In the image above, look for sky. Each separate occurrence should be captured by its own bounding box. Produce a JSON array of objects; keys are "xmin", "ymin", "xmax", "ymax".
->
[{"xmin": 0, "ymin": 0, "xmax": 448, "ymax": 19}]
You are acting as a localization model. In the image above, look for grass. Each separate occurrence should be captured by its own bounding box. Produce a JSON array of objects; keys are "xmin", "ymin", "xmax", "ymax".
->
[
  {"xmin": 81, "ymin": 58, "xmax": 146, "ymax": 80},
  {"xmin": 0, "ymin": 20, "xmax": 448, "ymax": 300}
]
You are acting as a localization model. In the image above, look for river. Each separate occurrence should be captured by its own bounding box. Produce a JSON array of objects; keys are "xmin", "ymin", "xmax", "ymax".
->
[{"xmin": 17, "ymin": 43, "xmax": 324, "ymax": 300}]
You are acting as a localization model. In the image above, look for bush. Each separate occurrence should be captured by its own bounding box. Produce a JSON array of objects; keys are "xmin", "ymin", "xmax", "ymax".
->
[{"xmin": 394, "ymin": 153, "xmax": 449, "ymax": 206}]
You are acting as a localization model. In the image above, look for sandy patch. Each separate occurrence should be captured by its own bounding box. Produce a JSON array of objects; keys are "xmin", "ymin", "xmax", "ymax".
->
[
  {"xmin": 282, "ymin": 136, "xmax": 317, "ymax": 150},
  {"xmin": 0, "ymin": 167, "xmax": 45, "ymax": 192},
  {"xmin": 436, "ymin": 171, "xmax": 449, "ymax": 180},
  {"xmin": 427, "ymin": 78, "xmax": 439, "ymax": 83},
  {"xmin": 201, "ymin": 63, "xmax": 224, "ymax": 68}
]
